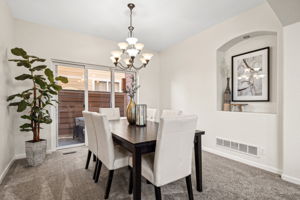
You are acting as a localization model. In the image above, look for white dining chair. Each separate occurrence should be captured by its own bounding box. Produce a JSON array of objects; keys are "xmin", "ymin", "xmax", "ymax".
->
[
  {"xmin": 99, "ymin": 107, "xmax": 121, "ymax": 120},
  {"xmin": 91, "ymin": 113, "xmax": 130, "ymax": 199},
  {"xmin": 161, "ymin": 109, "xmax": 182, "ymax": 118},
  {"xmin": 82, "ymin": 111, "xmax": 99, "ymax": 180},
  {"xmin": 129, "ymin": 115, "xmax": 198, "ymax": 200},
  {"xmin": 147, "ymin": 108, "xmax": 158, "ymax": 122}
]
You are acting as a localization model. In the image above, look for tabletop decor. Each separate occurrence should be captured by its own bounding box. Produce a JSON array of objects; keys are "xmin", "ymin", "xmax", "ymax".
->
[
  {"xmin": 135, "ymin": 104, "xmax": 147, "ymax": 126},
  {"xmin": 110, "ymin": 3, "xmax": 153, "ymax": 71},
  {"xmin": 125, "ymin": 76, "xmax": 140, "ymax": 125},
  {"xmin": 7, "ymin": 47, "xmax": 68, "ymax": 166},
  {"xmin": 232, "ymin": 47, "xmax": 270, "ymax": 102}
]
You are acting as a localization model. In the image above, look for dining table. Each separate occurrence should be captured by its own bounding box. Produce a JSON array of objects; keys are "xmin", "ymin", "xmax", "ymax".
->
[{"xmin": 110, "ymin": 118, "xmax": 205, "ymax": 200}]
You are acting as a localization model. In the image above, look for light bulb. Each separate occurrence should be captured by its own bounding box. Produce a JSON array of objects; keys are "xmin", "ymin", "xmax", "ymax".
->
[
  {"xmin": 126, "ymin": 37, "xmax": 138, "ymax": 45},
  {"xmin": 111, "ymin": 50, "xmax": 122, "ymax": 58},
  {"xmin": 127, "ymin": 48, "xmax": 139, "ymax": 57},
  {"xmin": 118, "ymin": 42, "xmax": 128, "ymax": 50},
  {"xmin": 142, "ymin": 53, "xmax": 153, "ymax": 60},
  {"xmin": 140, "ymin": 57, "xmax": 147, "ymax": 64},
  {"xmin": 124, "ymin": 58, "xmax": 131, "ymax": 65},
  {"xmin": 135, "ymin": 43, "xmax": 144, "ymax": 51},
  {"xmin": 110, "ymin": 56, "xmax": 117, "ymax": 63}
]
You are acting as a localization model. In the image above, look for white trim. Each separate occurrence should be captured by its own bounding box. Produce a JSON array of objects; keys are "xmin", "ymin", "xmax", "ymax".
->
[
  {"xmin": 282, "ymin": 174, "xmax": 300, "ymax": 185},
  {"xmin": 202, "ymin": 146, "xmax": 282, "ymax": 174},
  {"xmin": 0, "ymin": 157, "xmax": 15, "ymax": 184}
]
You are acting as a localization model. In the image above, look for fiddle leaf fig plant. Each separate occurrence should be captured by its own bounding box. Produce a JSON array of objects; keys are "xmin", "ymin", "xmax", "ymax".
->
[{"xmin": 7, "ymin": 47, "xmax": 68, "ymax": 142}]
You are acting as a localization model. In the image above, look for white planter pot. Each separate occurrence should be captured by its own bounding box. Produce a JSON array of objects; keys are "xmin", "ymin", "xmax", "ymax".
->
[{"xmin": 25, "ymin": 139, "xmax": 47, "ymax": 166}]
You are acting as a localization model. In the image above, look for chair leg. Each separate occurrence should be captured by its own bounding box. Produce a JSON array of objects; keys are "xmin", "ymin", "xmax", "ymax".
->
[
  {"xmin": 95, "ymin": 160, "xmax": 102, "ymax": 183},
  {"xmin": 186, "ymin": 175, "xmax": 194, "ymax": 200},
  {"xmin": 93, "ymin": 154, "xmax": 96, "ymax": 162},
  {"xmin": 128, "ymin": 168, "xmax": 133, "ymax": 194},
  {"xmin": 85, "ymin": 150, "xmax": 92, "ymax": 169},
  {"xmin": 93, "ymin": 159, "xmax": 99, "ymax": 180},
  {"xmin": 104, "ymin": 170, "xmax": 114, "ymax": 199},
  {"xmin": 154, "ymin": 186, "xmax": 162, "ymax": 200}
]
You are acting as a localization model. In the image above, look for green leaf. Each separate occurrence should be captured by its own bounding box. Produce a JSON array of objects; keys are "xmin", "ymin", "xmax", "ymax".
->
[
  {"xmin": 48, "ymin": 89, "xmax": 58, "ymax": 95},
  {"xmin": 45, "ymin": 68, "xmax": 54, "ymax": 83},
  {"xmin": 20, "ymin": 123, "xmax": 32, "ymax": 129},
  {"xmin": 30, "ymin": 58, "xmax": 46, "ymax": 64},
  {"xmin": 51, "ymin": 84, "xmax": 62, "ymax": 91},
  {"xmin": 21, "ymin": 115, "xmax": 32, "ymax": 120},
  {"xmin": 32, "ymin": 65, "xmax": 47, "ymax": 71},
  {"xmin": 34, "ymin": 76, "xmax": 46, "ymax": 89},
  {"xmin": 17, "ymin": 100, "xmax": 27, "ymax": 112},
  {"xmin": 11, "ymin": 48, "xmax": 28, "ymax": 58},
  {"xmin": 20, "ymin": 128, "xmax": 32, "ymax": 132},
  {"xmin": 8, "ymin": 102, "xmax": 19, "ymax": 106},
  {"xmin": 15, "ymin": 74, "xmax": 32, "ymax": 80},
  {"xmin": 16, "ymin": 60, "xmax": 31, "ymax": 68},
  {"xmin": 55, "ymin": 76, "xmax": 68, "ymax": 83},
  {"xmin": 7, "ymin": 94, "xmax": 20, "ymax": 101}
]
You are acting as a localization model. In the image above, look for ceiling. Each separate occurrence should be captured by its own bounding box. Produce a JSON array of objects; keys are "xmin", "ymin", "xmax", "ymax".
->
[{"xmin": 6, "ymin": 0, "xmax": 265, "ymax": 51}]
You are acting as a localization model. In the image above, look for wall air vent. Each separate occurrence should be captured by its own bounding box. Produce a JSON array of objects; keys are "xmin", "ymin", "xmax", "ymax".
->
[{"xmin": 216, "ymin": 137, "xmax": 259, "ymax": 156}]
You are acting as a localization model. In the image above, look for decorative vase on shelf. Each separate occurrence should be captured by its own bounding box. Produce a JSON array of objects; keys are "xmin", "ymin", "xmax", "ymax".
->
[
  {"xmin": 223, "ymin": 77, "xmax": 231, "ymax": 111},
  {"xmin": 127, "ymin": 97, "xmax": 136, "ymax": 125}
]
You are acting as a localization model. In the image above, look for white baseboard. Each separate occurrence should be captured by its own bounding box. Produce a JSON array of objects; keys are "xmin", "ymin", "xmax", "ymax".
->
[
  {"xmin": 282, "ymin": 174, "xmax": 300, "ymax": 185},
  {"xmin": 202, "ymin": 146, "xmax": 282, "ymax": 174},
  {"xmin": 0, "ymin": 157, "xmax": 15, "ymax": 184}
]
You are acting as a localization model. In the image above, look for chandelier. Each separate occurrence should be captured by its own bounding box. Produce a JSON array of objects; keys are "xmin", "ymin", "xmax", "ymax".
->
[{"xmin": 110, "ymin": 3, "xmax": 153, "ymax": 71}]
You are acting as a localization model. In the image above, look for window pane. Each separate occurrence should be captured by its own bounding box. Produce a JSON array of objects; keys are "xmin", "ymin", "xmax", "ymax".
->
[
  {"xmin": 57, "ymin": 66, "xmax": 84, "ymax": 90},
  {"xmin": 88, "ymin": 69, "xmax": 111, "ymax": 112},
  {"xmin": 57, "ymin": 65, "xmax": 85, "ymax": 147},
  {"xmin": 114, "ymin": 72, "xmax": 135, "ymax": 116}
]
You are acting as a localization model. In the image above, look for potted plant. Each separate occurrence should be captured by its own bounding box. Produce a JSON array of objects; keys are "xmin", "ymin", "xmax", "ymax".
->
[{"xmin": 7, "ymin": 48, "xmax": 68, "ymax": 166}]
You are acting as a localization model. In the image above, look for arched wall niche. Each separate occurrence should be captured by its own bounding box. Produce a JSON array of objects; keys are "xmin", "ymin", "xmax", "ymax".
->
[{"xmin": 216, "ymin": 31, "xmax": 278, "ymax": 114}]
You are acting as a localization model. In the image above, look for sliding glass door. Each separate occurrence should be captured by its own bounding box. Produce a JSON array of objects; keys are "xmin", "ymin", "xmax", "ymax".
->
[
  {"xmin": 57, "ymin": 65, "xmax": 85, "ymax": 147},
  {"xmin": 55, "ymin": 63, "xmax": 136, "ymax": 148}
]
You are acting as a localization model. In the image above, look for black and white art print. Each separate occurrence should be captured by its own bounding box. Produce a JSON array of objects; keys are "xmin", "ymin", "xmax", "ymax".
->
[{"xmin": 232, "ymin": 47, "xmax": 270, "ymax": 102}]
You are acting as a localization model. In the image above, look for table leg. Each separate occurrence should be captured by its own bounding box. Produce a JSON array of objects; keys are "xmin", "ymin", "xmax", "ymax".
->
[
  {"xmin": 132, "ymin": 147, "xmax": 142, "ymax": 200},
  {"xmin": 194, "ymin": 134, "xmax": 203, "ymax": 192}
]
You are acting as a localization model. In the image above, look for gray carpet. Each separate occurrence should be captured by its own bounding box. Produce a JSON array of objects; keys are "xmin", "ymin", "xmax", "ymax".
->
[{"xmin": 1, "ymin": 146, "xmax": 300, "ymax": 200}]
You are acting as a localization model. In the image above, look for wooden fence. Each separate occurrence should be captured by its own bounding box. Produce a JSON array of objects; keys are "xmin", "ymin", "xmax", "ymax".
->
[{"xmin": 58, "ymin": 89, "xmax": 127, "ymax": 137}]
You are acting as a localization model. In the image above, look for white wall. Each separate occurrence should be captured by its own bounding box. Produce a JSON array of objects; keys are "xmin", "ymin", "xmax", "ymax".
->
[
  {"xmin": 0, "ymin": 0, "xmax": 15, "ymax": 182},
  {"xmin": 12, "ymin": 19, "xmax": 160, "ymax": 155},
  {"xmin": 159, "ymin": 3, "xmax": 283, "ymax": 173},
  {"xmin": 282, "ymin": 22, "xmax": 300, "ymax": 184}
]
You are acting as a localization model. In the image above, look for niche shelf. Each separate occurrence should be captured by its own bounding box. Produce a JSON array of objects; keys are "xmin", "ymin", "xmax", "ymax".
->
[{"xmin": 216, "ymin": 31, "xmax": 278, "ymax": 114}]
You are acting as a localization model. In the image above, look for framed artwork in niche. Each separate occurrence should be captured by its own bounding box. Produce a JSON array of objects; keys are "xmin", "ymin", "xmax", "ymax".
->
[{"xmin": 231, "ymin": 47, "xmax": 270, "ymax": 102}]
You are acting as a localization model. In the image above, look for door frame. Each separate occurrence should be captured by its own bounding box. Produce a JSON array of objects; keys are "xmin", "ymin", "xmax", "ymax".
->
[{"xmin": 51, "ymin": 59, "xmax": 136, "ymax": 150}]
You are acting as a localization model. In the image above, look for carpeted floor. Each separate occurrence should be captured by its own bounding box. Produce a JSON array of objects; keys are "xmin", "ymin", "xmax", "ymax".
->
[{"xmin": 1, "ymin": 147, "xmax": 300, "ymax": 200}]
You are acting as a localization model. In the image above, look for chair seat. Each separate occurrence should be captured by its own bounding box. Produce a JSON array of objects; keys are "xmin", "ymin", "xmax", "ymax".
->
[
  {"xmin": 129, "ymin": 153, "xmax": 155, "ymax": 184},
  {"xmin": 112, "ymin": 145, "xmax": 130, "ymax": 170}
]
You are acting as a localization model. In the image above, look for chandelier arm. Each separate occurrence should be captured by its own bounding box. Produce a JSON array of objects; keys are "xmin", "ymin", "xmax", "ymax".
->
[
  {"xmin": 116, "ymin": 62, "xmax": 129, "ymax": 70},
  {"xmin": 132, "ymin": 64, "xmax": 146, "ymax": 70}
]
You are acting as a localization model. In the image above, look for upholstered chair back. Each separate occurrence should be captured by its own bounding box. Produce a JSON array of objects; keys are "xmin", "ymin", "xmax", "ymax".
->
[
  {"xmin": 92, "ymin": 113, "xmax": 115, "ymax": 170},
  {"xmin": 154, "ymin": 115, "xmax": 198, "ymax": 187},
  {"xmin": 99, "ymin": 107, "xmax": 121, "ymax": 120},
  {"xmin": 147, "ymin": 108, "xmax": 158, "ymax": 122},
  {"xmin": 161, "ymin": 109, "xmax": 182, "ymax": 118},
  {"xmin": 82, "ymin": 111, "xmax": 98, "ymax": 155}
]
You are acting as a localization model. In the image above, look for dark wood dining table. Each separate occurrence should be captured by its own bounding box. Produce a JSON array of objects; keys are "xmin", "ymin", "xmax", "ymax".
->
[{"xmin": 110, "ymin": 119, "xmax": 205, "ymax": 200}]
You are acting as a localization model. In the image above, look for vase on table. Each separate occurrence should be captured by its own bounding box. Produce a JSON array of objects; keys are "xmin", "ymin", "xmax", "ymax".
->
[
  {"xmin": 223, "ymin": 77, "xmax": 231, "ymax": 111},
  {"xmin": 127, "ymin": 97, "xmax": 136, "ymax": 125}
]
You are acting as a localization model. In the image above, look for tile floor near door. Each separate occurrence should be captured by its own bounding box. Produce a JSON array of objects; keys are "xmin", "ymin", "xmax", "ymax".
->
[{"xmin": 1, "ymin": 146, "xmax": 300, "ymax": 200}]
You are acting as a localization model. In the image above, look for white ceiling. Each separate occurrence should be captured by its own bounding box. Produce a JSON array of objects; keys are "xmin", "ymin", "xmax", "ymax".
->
[{"xmin": 6, "ymin": 0, "xmax": 265, "ymax": 51}]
